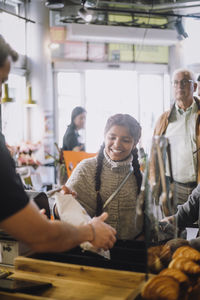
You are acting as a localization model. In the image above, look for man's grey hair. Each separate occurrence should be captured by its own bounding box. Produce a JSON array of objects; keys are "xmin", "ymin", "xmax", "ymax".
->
[{"xmin": 172, "ymin": 68, "xmax": 196, "ymax": 82}]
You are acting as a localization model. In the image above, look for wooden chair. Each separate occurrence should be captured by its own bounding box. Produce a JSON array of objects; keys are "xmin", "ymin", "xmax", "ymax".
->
[{"xmin": 63, "ymin": 151, "xmax": 96, "ymax": 178}]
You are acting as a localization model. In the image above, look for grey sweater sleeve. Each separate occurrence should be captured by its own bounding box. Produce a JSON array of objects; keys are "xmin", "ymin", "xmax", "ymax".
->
[
  {"xmin": 66, "ymin": 157, "xmax": 97, "ymax": 217},
  {"xmin": 174, "ymin": 184, "xmax": 200, "ymax": 227}
]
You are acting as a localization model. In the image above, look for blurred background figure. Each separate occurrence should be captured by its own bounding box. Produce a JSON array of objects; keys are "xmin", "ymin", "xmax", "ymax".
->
[{"xmin": 62, "ymin": 106, "xmax": 86, "ymax": 151}]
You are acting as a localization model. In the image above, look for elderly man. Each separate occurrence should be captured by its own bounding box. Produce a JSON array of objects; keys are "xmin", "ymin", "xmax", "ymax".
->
[
  {"xmin": 151, "ymin": 69, "xmax": 200, "ymax": 207},
  {"xmin": 0, "ymin": 35, "xmax": 116, "ymax": 253}
]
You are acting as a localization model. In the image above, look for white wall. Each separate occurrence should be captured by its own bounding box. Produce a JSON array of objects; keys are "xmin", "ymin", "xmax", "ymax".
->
[
  {"xmin": 169, "ymin": 18, "xmax": 200, "ymax": 76},
  {"xmin": 25, "ymin": 1, "xmax": 54, "ymax": 144}
]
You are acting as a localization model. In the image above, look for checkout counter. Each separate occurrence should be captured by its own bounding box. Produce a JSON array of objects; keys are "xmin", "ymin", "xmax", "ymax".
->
[
  {"xmin": 0, "ymin": 248, "xmax": 146, "ymax": 300},
  {"xmin": 0, "ymin": 229, "xmax": 148, "ymax": 299},
  {"xmin": 0, "ymin": 256, "xmax": 149, "ymax": 300},
  {"xmin": 0, "ymin": 256, "xmax": 149, "ymax": 299},
  {"xmin": 0, "ymin": 190, "xmax": 148, "ymax": 299}
]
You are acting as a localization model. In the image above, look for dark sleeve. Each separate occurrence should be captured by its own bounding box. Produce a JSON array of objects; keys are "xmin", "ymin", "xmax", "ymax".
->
[
  {"xmin": 189, "ymin": 237, "xmax": 200, "ymax": 251},
  {"xmin": 0, "ymin": 133, "xmax": 29, "ymax": 222},
  {"xmin": 174, "ymin": 184, "xmax": 200, "ymax": 227},
  {"xmin": 62, "ymin": 127, "xmax": 79, "ymax": 151}
]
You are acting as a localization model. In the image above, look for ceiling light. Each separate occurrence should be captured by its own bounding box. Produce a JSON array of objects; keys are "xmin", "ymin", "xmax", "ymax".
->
[
  {"xmin": 78, "ymin": 7, "xmax": 93, "ymax": 23},
  {"xmin": 175, "ymin": 17, "xmax": 188, "ymax": 39},
  {"xmin": 25, "ymin": 85, "xmax": 36, "ymax": 105},
  {"xmin": 49, "ymin": 43, "xmax": 60, "ymax": 50},
  {"xmin": 2, "ymin": 84, "xmax": 13, "ymax": 103},
  {"xmin": 45, "ymin": 0, "xmax": 64, "ymax": 9},
  {"xmin": 84, "ymin": 0, "xmax": 98, "ymax": 8}
]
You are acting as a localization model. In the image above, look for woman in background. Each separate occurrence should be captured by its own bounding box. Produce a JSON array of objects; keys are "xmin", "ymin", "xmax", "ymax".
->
[
  {"xmin": 62, "ymin": 113, "xmax": 142, "ymax": 240},
  {"xmin": 62, "ymin": 106, "xmax": 86, "ymax": 151}
]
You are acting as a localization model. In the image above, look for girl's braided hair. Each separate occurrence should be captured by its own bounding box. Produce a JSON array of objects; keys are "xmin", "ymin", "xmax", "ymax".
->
[{"xmin": 95, "ymin": 114, "xmax": 142, "ymax": 216}]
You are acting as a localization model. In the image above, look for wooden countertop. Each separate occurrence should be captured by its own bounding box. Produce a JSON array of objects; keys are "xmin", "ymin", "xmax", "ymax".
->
[{"xmin": 0, "ymin": 256, "xmax": 150, "ymax": 300}]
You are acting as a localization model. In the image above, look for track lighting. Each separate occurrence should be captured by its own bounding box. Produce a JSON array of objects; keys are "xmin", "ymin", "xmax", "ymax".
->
[
  {"xmin": 78, "ymin": 7, "xmax": 93, "ymax": 23},
  {"xmin": 175, "ymin": 17, "xmax": 188, "ymax": 39},
  {"xmin": 83, "ymin": 0, "xmax": 98, "ymax": 8}
]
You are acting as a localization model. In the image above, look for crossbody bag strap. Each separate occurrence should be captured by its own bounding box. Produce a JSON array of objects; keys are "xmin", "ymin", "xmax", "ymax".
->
[{"xmin": 103, "ymin": 168, "xmax": 133, "ymax": 209}]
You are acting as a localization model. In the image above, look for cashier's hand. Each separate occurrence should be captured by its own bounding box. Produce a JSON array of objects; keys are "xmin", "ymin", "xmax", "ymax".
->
[{"xmin": 90, "ymin": 212, "xmax": 116, "ymax": 250}]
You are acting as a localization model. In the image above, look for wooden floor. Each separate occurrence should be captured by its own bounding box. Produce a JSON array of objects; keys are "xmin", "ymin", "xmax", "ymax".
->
[{"xmin": 0, "ymin": 256, "xmax": 150, "ymax": 299}]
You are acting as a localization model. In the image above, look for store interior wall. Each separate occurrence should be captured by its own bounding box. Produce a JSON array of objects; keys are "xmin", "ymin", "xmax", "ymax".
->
[{"xmin": 1, "ymin": 1, "xmax": 200, "ymax": 184}]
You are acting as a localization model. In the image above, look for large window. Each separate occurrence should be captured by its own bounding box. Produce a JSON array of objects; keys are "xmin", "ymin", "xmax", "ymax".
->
[
  {"xmin": 57, "ymin": 72, "xmax": 83, "ymax": 147},
  {"xmin": 139, "ymin": 74, "xmax": 170, "ymax": 153},
  {"xmin": 56, "ymin": 70, "xmax": 170, "ymax": 152},
  {"xmin": 85, "ymin": 70, "xmax": 138, "ymax": 152}
]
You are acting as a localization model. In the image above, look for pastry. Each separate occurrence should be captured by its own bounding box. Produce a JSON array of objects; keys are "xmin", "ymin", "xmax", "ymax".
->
[
  {"xmin": 165, "ymin": 238, "xmax": 189, "ymax": 254},
  {"xmin": 141, "ymin": 275, "xmax": 180, "ymax": 300},
  {"xmin": 148, "ymin": 253, "xmax": 163, "ymax": 274},
  {"xmin": 148, "ymin": 245, "xmax": 164, "ymax": 257},
  {"xmin": 172, "ymin": 246, "xmax": 200, "ymax": 262},
  {"xmin": 168, "ymin": 257, "xmax": 200, "ymax": 275},
  {"xmin": 159, "ymin": 267, "xmax": 190, "ymax": 298},
  {"xmin": 159, "ymin": 244, "xmax": 172, "ymax": 266},
  {"xmin": 159, "ymin": 268, "xmax": 189, "ymax": 286},
  {"xmin": 188, "ymin": 278, "xmax": 200, "ymax": 300},
  {"xmin": 148, "ymin": 246, "xmax": 163, "ymax": 273}
]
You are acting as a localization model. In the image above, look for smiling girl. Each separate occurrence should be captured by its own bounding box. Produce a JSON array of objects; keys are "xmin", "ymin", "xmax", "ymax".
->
[{"xmin": 64, "ymin": 113, "xmax": 142, "ymax": 240}]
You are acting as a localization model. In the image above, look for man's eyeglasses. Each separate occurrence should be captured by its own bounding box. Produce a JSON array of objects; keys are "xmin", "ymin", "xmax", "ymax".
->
[{"xmin": 172, "ymin": 79, "xmax": 194, "ymax": 87}]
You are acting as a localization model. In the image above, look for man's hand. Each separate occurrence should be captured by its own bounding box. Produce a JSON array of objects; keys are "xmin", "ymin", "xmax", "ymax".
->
[
  {"xmin": 161, "ymin": 215, "xmax": 175, "ymax": 225},
  {"xmin": 90, "ymin": 212, "xmax": 116, "ymax": 250},
  {"xmin": 39, "ymin": 208, "xmax": 48, "ymax": 220}
]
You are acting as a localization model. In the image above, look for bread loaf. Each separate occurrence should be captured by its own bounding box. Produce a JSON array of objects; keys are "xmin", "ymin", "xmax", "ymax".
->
[{"xmin": 141, "ymin": 275, "xmax": 180, "ymax": 300}]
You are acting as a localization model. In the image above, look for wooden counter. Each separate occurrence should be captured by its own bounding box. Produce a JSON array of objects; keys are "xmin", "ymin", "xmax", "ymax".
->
[{"xmin": 0, "ymin": 256, "xmax": 149, "ymax": 299}]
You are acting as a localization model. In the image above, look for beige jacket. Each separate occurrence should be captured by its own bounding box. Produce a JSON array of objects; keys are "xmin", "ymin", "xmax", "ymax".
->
[{"xmin": 149, "ymin": 97, "xmax": 200, "ymax": 184}]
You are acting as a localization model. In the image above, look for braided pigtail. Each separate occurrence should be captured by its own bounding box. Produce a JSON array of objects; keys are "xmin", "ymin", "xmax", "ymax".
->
[
  {"xmin": 132, "ymin": 148, "xmax": 142, "ymax": 194},
  {"xmin": 95, "ymin": 143, "xmax": 105, "ymax": 216}
]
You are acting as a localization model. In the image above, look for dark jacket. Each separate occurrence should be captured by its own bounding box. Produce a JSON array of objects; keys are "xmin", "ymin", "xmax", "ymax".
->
[
  {"xmin": 175, "ymin": 183, "xmax": 200, "ymax": 250},
  {"xmin": 62, "ymin": 124, "xmax": 85, "ymax": 151},
  {"xmin": 175, "ymin": 183, "xmax": 200, "ymax": 229}
]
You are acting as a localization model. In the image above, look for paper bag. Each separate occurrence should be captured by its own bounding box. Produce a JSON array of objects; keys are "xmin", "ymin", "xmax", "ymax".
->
[{"xmin": 55, "ymin": 193, "xmax": 110, "ymax": 259}]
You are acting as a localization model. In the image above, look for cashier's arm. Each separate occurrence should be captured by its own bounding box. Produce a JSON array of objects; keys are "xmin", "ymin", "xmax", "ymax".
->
[{"xmin": 0, "ymin": 202, "xmax": 116, "ymax": 252}]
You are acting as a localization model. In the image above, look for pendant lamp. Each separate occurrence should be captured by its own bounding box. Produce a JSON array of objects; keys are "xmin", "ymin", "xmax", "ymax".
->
[
  {"xmin": 25, "ymin": 85, "xmax": 36, "ymax": 106},
  {"xmin": 1, "ymin": 83, "xmax": 13, "ymax": 103}
]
